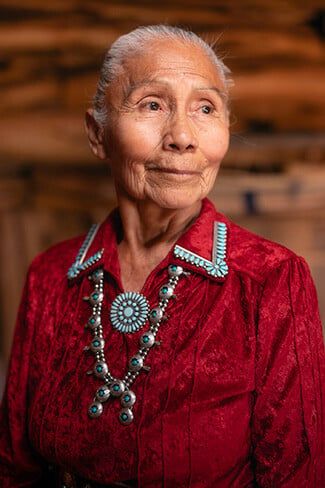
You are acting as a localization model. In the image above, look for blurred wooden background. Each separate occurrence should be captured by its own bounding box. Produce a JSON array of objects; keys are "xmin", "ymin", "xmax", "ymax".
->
[{"xmin": 0, "ymin": 0, "xmax": 324, "ymax": 378}]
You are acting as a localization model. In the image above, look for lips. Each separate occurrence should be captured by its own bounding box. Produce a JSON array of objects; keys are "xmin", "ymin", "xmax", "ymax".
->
[{"xmin": 148, "ymin": 167, "xmax": 200, "ymax": 176}]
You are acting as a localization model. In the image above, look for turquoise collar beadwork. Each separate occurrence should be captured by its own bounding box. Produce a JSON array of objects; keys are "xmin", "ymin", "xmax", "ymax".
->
[
  {"xmin": 67, "ymin": 220, "xmax": 228, "ymax": 281},
  {"xmin": 173, "ymin": 221, "xmax": 228, "ymax": 279},
  {"xmin": 67, "ymin": 224, "xmax": 104, "ymax": 280}
]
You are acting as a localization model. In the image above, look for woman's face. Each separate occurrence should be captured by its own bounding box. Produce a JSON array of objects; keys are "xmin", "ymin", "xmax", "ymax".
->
[{"xmin": 101, "ymin": 38, "xmax": 230, "ymax": 210}]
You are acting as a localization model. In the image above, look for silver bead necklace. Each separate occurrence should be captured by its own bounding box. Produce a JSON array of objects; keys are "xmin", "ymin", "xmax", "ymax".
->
[
  {"xmin": 67, "ymin": 219, "xmax": 228, "ymax": 426},
  {"xmin": 83, "ymin": 264, "xmax": 185, "ymax": 425}
]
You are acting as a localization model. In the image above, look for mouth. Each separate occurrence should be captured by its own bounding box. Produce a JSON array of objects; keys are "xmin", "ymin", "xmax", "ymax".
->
[{"xmin": 148, "ymin": 167, "xmax": 200, "ymax": 176}]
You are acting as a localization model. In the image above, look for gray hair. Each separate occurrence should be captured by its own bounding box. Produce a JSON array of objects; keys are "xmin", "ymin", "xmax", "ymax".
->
[{"xmin": 92, "ymin": 25, "xmax": 232, "ymax": 126}]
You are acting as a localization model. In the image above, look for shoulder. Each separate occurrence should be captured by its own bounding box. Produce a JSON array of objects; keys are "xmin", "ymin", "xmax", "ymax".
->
[
  {"xmin": 27, "ymin": 233, "xmax": 87, "ymax": 285},
  {"xmin": 226, "ymin": 219, "xmax": 301, "ymax": 285}
]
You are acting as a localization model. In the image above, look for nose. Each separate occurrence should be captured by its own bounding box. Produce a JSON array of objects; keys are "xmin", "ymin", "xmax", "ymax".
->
[{"xmin": 162, "ymin": 111, "xmax": 198, "ymax": 154}]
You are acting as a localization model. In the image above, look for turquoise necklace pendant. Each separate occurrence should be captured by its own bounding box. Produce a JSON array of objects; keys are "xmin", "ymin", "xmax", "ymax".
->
[{"xmin": 110, "ymin": 292, "xmax": 150, "ymax": 334}]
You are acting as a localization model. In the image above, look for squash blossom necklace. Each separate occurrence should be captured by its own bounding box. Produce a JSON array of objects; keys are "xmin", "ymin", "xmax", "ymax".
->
[{"xmin": 67, "ymin": 221, "xmax": 227, "ymax": 425}]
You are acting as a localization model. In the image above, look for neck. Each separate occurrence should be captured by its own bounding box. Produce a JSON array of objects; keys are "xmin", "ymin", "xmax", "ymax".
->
[
  {"xmin": 115, "ymin": 189, "xmax": 202, "ymax": 292},
  {"xmin": 118, "ymin": 193, "xmax": 202, "ymax": 252}
]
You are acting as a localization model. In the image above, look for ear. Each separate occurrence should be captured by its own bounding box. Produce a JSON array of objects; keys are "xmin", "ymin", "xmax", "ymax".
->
[{"xmin": 84, "ymin": 109, "xmax": 108, "ymax": 160}]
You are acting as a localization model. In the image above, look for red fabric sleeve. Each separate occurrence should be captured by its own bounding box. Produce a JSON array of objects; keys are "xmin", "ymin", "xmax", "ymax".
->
[
  {"xmin": 0, "ymin": 262, "xmax": 45, "ymax": 487},
  {"xmin": 252, "ymin": 257, "xmax": 325, "ymax": 487}
]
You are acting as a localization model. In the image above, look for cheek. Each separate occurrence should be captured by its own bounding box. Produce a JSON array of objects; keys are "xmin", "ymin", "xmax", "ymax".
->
[
  {"xmin": 201, "ymin": 125, "xmax": 229, "ymax": 163},
  {"xmin": 110, "ymin": 120, "xmax": 162, "ymax": 162}
]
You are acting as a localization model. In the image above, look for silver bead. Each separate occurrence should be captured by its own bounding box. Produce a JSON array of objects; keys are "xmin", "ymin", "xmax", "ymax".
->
[
  {"xmin": 120, "ymin": 390, "xmax": 136, "ymax": 408},
  {"xmin": 110, "ymin": 380, "xmax": 125, "ymax": 397},
  {"xmin": 89, "ymin": 291, "xmax": 104, "ymax": 306},
  {"xmin": 118, "ymin": 408, "xmax": 133, "ymax": 425},
  {"xmin": 86, "ymin": 314, "xmax": 101, "ymax": 329},
  {"xmin": 168, "ymin": 264, "xmax": 183, "ymax": 277},
  {"xmin": 93, "ymin": 361, "xmax": 108, "ymax": 378},
  {"xmin": 88, "ymin": 401, "xmax": 103, "ymax": 418},
  {"xmin": 129, "ymin": 354, "xmax": 143, "ymax": 372},
  {"xmin": 159, "ymin": 284, "xmax": 174, "ymax": 299},
  {"xmin": 149, "ymin": 307, "xmax": 163, "ymax": 324},
  {"xmin": 139, "ymin": 331, "xmax": 155, "ymax": 348},
  {"xmin": 95, "ymin": 385, "xmax": 110, "ymax": 402},
  {"xmin": 90, "ymin": 336, "xmax": 104, "ymax": 353}
]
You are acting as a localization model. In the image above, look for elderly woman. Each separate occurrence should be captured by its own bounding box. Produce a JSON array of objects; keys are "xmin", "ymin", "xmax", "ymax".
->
[{"xmin": 0, "ymin": 25, "xmax": 324, "ymax": 488}]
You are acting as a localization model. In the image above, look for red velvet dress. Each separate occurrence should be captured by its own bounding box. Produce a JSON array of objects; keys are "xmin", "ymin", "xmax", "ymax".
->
[{"xmin": 0, "ymin": 199, "xmax": 324, "ymax": 487}]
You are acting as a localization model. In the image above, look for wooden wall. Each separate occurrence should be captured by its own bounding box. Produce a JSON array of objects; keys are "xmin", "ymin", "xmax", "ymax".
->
[{"xmin": 0, "ymin": 0, "xmax": 324, "ymax": 367}]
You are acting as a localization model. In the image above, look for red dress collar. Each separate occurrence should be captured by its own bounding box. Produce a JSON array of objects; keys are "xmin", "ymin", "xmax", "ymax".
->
[{"xmin": 68, "ymin": 198, "xmax": 229, "ymax": 285}]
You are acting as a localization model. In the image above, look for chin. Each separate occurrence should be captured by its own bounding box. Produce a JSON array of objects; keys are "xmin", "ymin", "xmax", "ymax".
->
[{"xmin": 147, "ymin": 188, "xmax": 204, "ymax": 210}]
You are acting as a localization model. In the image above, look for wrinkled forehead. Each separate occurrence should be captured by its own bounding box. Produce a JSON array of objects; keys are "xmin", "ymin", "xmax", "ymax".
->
[{"xmin": 105, "ymin": 37, "xmax": 226, "ymax": 104}]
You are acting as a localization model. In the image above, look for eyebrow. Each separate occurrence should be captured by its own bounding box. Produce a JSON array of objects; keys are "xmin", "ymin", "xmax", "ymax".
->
[
  {"xmin": 194, "ymin": 87, "xmax": 227, "ymax": 103},
  {"xmin": 124, "ymin": 80, "xmax": 227, "ymax": 104},
  {"xmin": 124, "ymin": 80, "xmax": 169, "ymax": 101}
]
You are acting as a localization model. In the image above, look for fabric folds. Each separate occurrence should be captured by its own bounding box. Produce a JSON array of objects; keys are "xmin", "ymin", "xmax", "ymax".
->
[{"xmin": 0, "ymin": 199, "xmax": 324, "ymax": 487}]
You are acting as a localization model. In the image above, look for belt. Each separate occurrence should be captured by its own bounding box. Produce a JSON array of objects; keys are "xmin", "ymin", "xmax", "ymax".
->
[{"xmin": 60, "ymin": 470, "xmax": 138, "ymax": 488}]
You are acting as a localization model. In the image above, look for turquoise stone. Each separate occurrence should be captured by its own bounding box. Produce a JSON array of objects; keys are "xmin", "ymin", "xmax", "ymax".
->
[
  {"xmin": 124, "ymin": 306, "xmax": 133, "ymax": 317},
  {"xmin": 124, "ymin": 395, "xmax": 130, "ymax": 402},
  {"xmin": 113, "ymin": 385, "xmax": 119, "ymax": 391}
]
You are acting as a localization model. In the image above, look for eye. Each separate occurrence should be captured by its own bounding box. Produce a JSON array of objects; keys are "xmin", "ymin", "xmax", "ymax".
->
[
  {"xmin": 201, "ymin": 105, "xmax": 213, "ymax": 114},
  {"xmin": 148, "ymin": 101, "xmax": 160, "ymax": 111}
]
